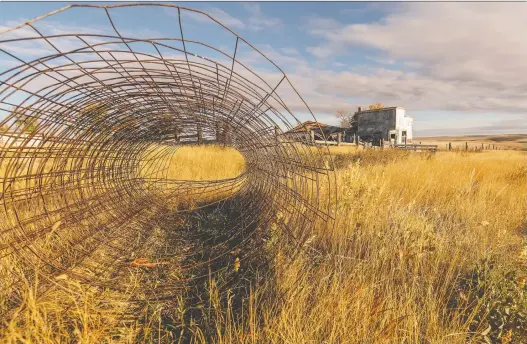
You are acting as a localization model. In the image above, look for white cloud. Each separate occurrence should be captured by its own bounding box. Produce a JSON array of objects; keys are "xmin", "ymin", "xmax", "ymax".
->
[
  {"xmin": 241, "ymin": 3, "xmax": 282, "ymax": 32},
  {"xmin": 174, "ymin": 5, "xmax": 282, "ymax": 33},
  {"xmin": 166, "ymin": 7, "xmax": 246, "ymax": 30},
  {"xmin": 304, "ymin": 3, "xmax": 527, "ymax": 115},
  {"xmin": 280, "ymin": 47, "xmax": 300, "ymax": 56},
  {"xmin": 206, "ymin": 8, "xmax": 247, "ymax": 29},
  {"xmin": 4, "ymin": 4, "xmax": 527, "ymax": 135},
  {"xmin": 241, "ymin": 3, "xmax": 261, "ymax": 16}
]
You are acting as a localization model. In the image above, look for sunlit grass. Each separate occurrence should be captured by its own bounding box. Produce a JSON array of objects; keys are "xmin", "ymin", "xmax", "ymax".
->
[
  {"xmin": 163, "ymin": 145, "xmax": 245, "ymax": 181},
  {"xmin": 194, "ymin": 149, "xmax": 527, "ymax": 344},
  {"xmin": 1, "ymin": 147, "xmax": 526, "ymax": 343}
]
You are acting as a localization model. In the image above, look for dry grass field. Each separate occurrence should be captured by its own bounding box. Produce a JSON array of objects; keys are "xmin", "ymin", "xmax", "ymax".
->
[
  {"xmin": 416, "ymin": 134, "xmax": 527, "ymax": 151},
  {"xmin": 1, "ymin": 145, "xmax": 526, "ymax": 343},
  {"xmin": 162, "ymin": 145, "xmax": 246, "ymax": 181}
]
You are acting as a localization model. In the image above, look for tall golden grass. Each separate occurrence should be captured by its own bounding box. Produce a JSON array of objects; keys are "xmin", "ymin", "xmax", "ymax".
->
[
  {"xmin": 162, "ymin": 145, "xmax": 246, "ymax": 181},
  {"xmin": 1, "ymin": 146, "xmax": 526, "ymax": 343},
  {"xmin": 226, "ymin": 149, "xmax": 527, "ymax": 343},
  {"xmin": 138, "ymin": 144, "xmax": 246, "ymax": 208}
]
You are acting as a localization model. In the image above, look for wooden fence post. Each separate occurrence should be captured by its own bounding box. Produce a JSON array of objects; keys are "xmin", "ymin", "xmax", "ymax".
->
[
  {"xmin": 337, "ymin": 132, "xmax": 342, "ymax": 146},
  {"xmin": 310, "ymin": 130, "xmax": 315, "ymax": 144},
  {"xmin": 465, "ymin": 142, "xmax": 468, "ymax": 151},
  {"xmin": 448, "ymin": 142, "xmax": 452, "ymax": 151}
]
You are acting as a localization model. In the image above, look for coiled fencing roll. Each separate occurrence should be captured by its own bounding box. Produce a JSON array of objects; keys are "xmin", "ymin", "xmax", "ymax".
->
[{"xmin": 0, "ymin": 3, "xmax": 336, "ymax": 317}]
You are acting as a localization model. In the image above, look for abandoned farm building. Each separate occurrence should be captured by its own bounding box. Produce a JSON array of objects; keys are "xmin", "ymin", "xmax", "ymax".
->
[
  {"xmin": 285, "ymin": 106, "xmax": 414, "ymax": 146},
  {"xmin": 353, "ymin": 106, "xmax": 413, "ymax": 145}
]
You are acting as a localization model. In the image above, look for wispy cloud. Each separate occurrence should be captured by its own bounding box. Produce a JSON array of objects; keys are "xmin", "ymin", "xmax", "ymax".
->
[
  {"xmin": 169, "ymin": 4, "xmax": 283, "ymax": 33},
  {"xmin": 165, "ymin": 7, "xmax": 246, "ymax": 29},
  {"xmin": 280, "ymin": 47, "xmax": 300, "ymax": 56},
  {"xmin": 4, "ymin": 3, "xmax": 527, "ymax": 135},
  {"xmin": 304, "ymin": 3, "xmax": 527, "ymax": 115},
  {"xmin": 241, "ymin": 3, "xmax": 282, "ymax": 32}
]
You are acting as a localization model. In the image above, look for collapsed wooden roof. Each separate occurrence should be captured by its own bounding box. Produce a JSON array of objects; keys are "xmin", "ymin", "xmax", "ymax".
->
[
  {"xmin": 287, "ymin": 121, "xmax": 329, "ymax": 133},
  {"xmin": 285, "ymin": 121, "xmax": 350, "ymax": 141}
]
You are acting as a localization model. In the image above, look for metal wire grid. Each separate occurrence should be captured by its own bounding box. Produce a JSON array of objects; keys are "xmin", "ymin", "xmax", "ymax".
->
[{"xmin": 0, "ymin": 3, "xmax": 336, "ymax": 317}]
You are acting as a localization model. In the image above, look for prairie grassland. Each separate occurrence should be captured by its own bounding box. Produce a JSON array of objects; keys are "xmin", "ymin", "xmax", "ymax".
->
[
  {"xmin": 138, "ymin": 144, "xmax": 246, "ymax": 207},
  {"xmin": 229, "ymin": 149, "xmax": 527, "ymax": 344},
  {"xmin": 182, "ymin": 148, "xmax": 527, "ymax": 343},
  {"xmin": 0, "ymin": 144, "xmax": 248, "ymax": 343},
  {"xmin": 163, "ymin": 145, "xmax": 245, "ymax": 181},
  {"xmin": 138, "ymin": 144, "xmax": 245, "ymax": 181},
  {"xmin": 1, "ymin": 146, "xmax": 526, "ymax": 343}
]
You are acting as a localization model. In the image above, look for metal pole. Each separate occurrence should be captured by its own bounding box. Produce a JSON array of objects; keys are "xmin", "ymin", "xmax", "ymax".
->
[
  {"xmin": 197, "ymin": 123, "xmax": 203, "ymax": 145},
  {"xmin": 224, "ymin": 125, "xmax": 230, "ymax": 147},
  {"xmin": 215, "ymin": 122, "xmax": 221, "ymax": 144},
  {"xmin": 174, "ymin": 128, "xmax": 180, "ymax": 143}
]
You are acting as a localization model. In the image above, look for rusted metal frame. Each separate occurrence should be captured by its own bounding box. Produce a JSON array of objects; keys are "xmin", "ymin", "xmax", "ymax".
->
[
  {"xmin": 26, "ymin": 23, "xmax": 129, "ymax": 110},
  {"xmin": 102, "ymin": 16, "xmax": 183, "ymax": 133},
  {"xmin": 177, "ymin": 8, "xmax": 206, "ymax": 123},
  {"xmin": 75, "ymin": 36, "xmax": 167, "ymax": 119},
  {"xmin": 0, "ymin": 3, "xmax": 337, "ymax": 320},
  {"xmin": 221, "ymin": 36, "xmax": 239, "ymax": 112},
  {"xmin": 103, "ymin": 9, "xmax": 167, "ymax": 118}
]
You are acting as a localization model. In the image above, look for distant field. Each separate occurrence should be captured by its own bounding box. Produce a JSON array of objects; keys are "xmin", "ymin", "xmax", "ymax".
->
[{"xmin": 415, "ymin": 134, "xmax": 527, "ymax": 150}]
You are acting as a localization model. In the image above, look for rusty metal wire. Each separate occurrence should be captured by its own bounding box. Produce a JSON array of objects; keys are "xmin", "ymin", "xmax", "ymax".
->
[{"xmin": 0, "ymin": 3, "xmax": 336, "ymax": 317}]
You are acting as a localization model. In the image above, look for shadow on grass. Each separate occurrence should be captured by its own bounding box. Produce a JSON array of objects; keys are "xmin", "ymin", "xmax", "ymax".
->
[{"xmin": 136, "ymin": 193, "xmax": 279, "ymax": 343}]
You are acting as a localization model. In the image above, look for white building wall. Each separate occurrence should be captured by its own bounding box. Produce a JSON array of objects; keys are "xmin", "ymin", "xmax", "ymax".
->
[
  {"xmin": 354, "ymin": 107, "xmax": 414, "ymax": 145},
  {"xmin": 395, "ymin": 108, "xmax": 413, "ymax": 144},
  {"xmin": 404, "ymin": 117, "xmax": 414, "ymax": 141}
]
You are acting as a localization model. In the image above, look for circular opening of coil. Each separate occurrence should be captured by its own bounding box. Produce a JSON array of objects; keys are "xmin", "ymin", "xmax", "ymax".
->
[{"xmin": 0, "ymin": 3, "xmax": 336, "ymax": 308}]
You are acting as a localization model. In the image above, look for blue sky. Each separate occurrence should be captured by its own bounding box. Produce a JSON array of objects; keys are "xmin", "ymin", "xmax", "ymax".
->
[{"xmin": 1, "ymin": 2, "xmax": 527, "ymax": 136}]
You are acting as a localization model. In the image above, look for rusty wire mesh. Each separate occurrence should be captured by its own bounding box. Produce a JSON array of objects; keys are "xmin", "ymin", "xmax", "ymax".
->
[{"xmin": 0, "ymin": 3, "xmax": 336, "ymax": 319}]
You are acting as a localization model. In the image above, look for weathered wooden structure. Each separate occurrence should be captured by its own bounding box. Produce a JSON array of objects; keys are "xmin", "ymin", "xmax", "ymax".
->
[
  {"xmin": 285, "ymin": 120, "xmax": 351, "ymax": 145},
  {"xmin": 352, "ymin": 106, "xmax": 413, "ymax": 145}
]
